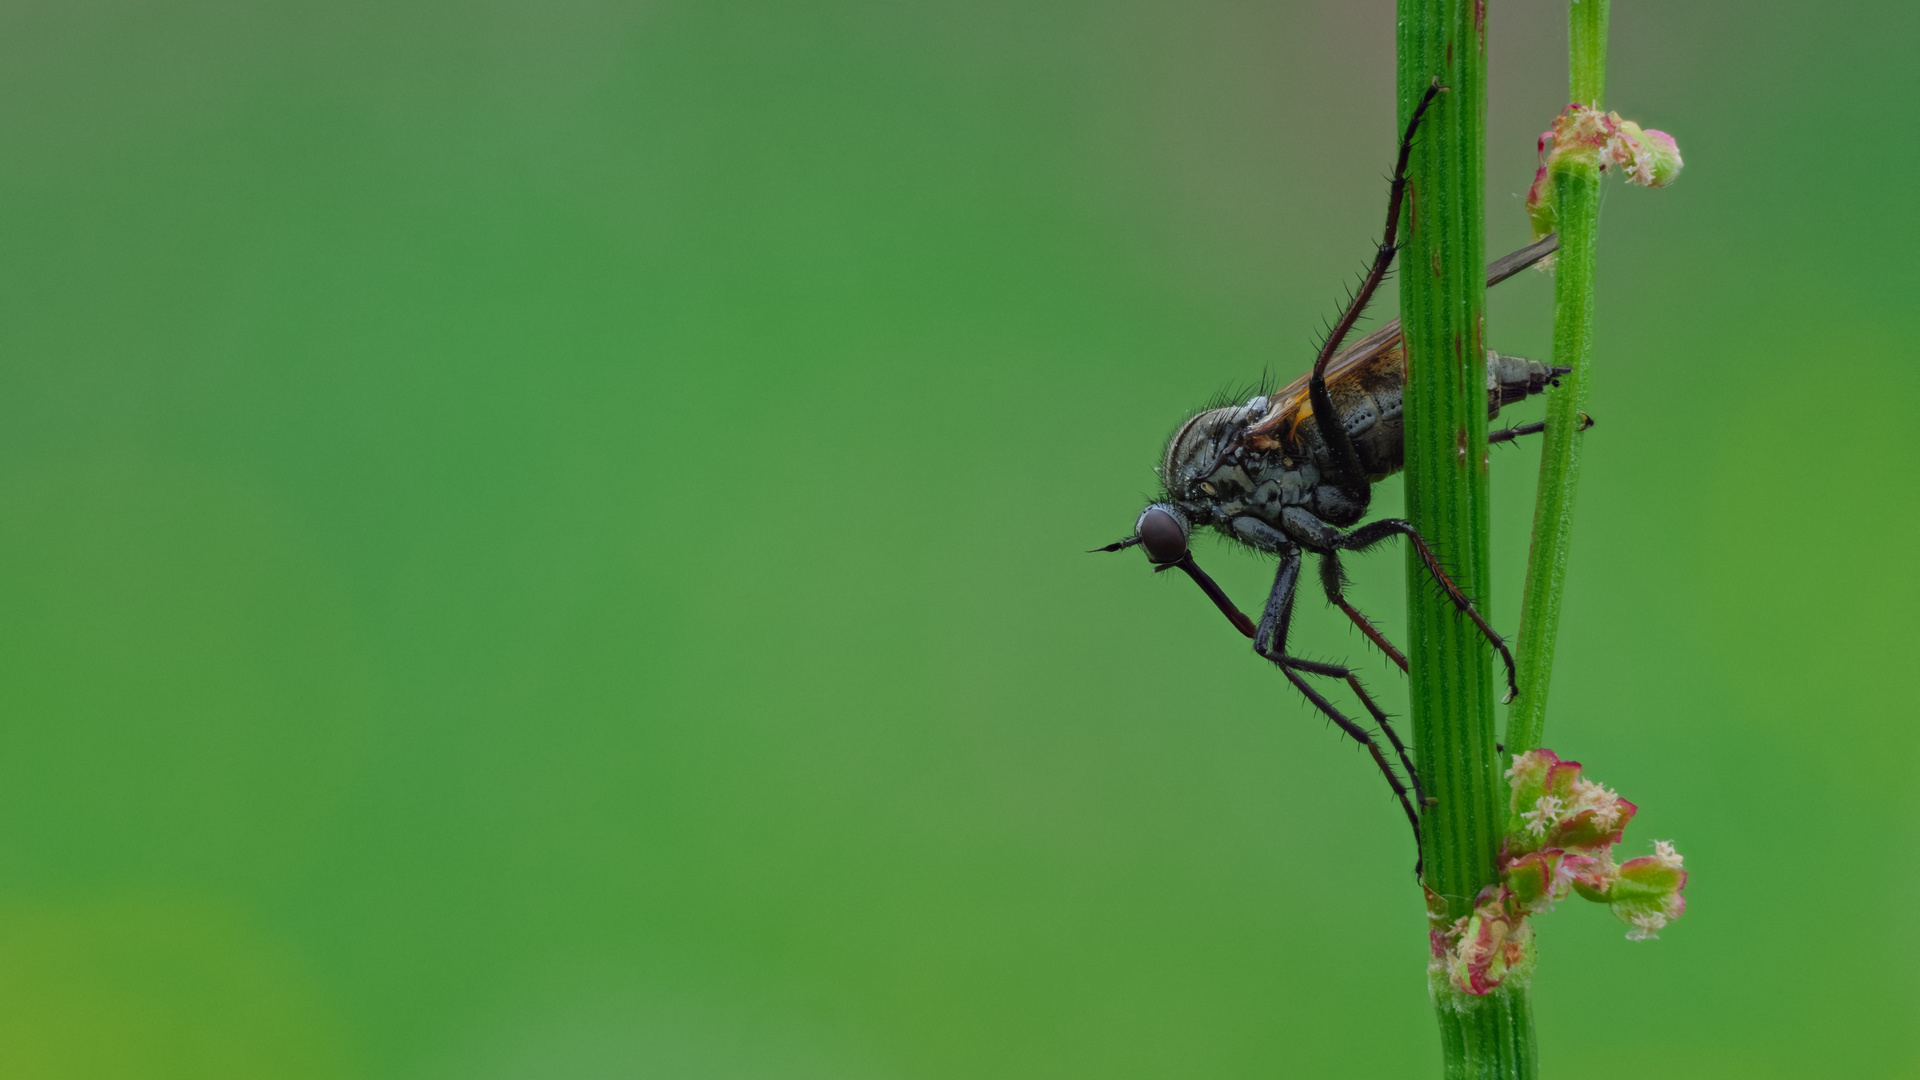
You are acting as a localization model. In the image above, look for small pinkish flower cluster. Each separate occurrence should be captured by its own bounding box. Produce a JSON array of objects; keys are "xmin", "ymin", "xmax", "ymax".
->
[
  {"xmin": 1429, "ymin": 750, "xmax": 1688, "ymax": 996},
  {"xmin": 1525, "ymin": 104, "xmax": 1685, "ymax": 242}
]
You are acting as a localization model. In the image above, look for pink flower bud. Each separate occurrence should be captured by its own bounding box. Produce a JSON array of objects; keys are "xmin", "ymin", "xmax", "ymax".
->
[
  {"xmin": 1432, "ymin": 751, "xmax": 1688, "ymax": 994},
  {"xmin": 1523, "ymin": 105, "xmax": 1684, "ymax": 238},
  {"xmin": 1446, "ymin": 887, "xmax": 1533, "ymax": 996},
  {"xmin": 1548, "ymin": 795, "xmax": 1637, "ymax": 851},
  {"xmin": 1605, "ymin": 119, "xmax": 1685, "ymax": 188},
  {"xmin": 1565, "ymin": 852, "xmax": 1616, "ymax": 903},
  {"xmin": 1504, "ymin": 850, "xmax": 1560, "ymax": 911},
  {"xmin": 1505, "ymin": 750, "xmax": 1629, "ymax": 856},
  {"xmin": 1638, "ymin": 128, "xmax": 1684, "ymax": 185},
  {"xmin": 1524, "ymin": 133, "xmax": 1559, "ymax": 244},
  {"xmin": 1607, "ymin": 841, "xmax": 1689, "ymax": 940},
  {"xmin": 1503, "ymin": 748, "xmax": 1564, "ymax": 851}
]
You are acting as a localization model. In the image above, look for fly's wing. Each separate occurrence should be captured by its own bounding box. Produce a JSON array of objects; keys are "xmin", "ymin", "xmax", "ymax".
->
[
  {"xmin": 1245, "ymin": 235, "xmax": 1560, "ymax": 444},
  {"xmin": 1258, "ymin": 320, "xmax": 1405, "ymax": 435}
]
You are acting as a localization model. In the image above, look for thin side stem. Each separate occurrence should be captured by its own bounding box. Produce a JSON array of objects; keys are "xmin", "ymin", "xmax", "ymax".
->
[
  {"xmin": 1569, "ymin": 0, "xmax": 1609, "ymax": 108},
  {"xmin": 1395, "ymin": 0, "xmax": 1536, "ymax": 1074},
  {"xmin": 1506, "ymin": 167, "xmax": 1597, "ymax": 757},
  {"xmin": 1506, "ymin": 0, "xmax": 1608, "ymax": 758}
]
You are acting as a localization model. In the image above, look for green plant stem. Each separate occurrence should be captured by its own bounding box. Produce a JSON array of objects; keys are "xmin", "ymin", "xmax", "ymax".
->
[
  {"xmin": 1433, "ymin": 985, "xmax": 1538, "ymax": 1080},
  {"xmin": 1569, "ymin": 0, "xmax": 1609, "ymax": 107},
  {"xmin": 1396, "ymin": 0, "xmax": 1535, "ymax": 1075},
  {"xmin": 1506, "ymin": 0, "xmax": 1608, "ymax": 759}
]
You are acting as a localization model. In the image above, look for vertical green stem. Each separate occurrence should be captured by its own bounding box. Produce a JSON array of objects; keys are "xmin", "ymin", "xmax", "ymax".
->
[
  {"xmin": 1505, "ymin": 0, "xmax": 1608, "ymax": 758},
  {"xmin": 1396, "ymin": 0, "xmax": 1535, "ymax": 1075},
  {"xmin": 1434, "ymin": 985, "xmax": 1538, "ymax": 1080}
]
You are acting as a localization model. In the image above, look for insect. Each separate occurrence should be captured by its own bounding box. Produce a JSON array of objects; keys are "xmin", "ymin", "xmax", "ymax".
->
[{"xmin": 1094, "ymin": 82, "xmax": 1590, "ymax": 863}]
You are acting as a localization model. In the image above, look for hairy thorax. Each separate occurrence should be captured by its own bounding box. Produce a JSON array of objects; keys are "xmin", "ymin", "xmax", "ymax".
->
[
  {"xmin": 1157, "ymin": 347, "xmax": 1563, "ymax": 545},
  {"xmin": 1159, "ymin": 396, "xmax": 1375, "ymax": 542}
]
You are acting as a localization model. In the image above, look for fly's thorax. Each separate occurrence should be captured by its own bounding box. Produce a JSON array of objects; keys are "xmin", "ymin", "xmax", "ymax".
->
[
  {"xmin": 1158, "ymin": 396, "xmax": 1318, "ymax": 529},
  {"xmin": 1160, "ymin": 405, "xmax": 1242, "ymax": 493}
]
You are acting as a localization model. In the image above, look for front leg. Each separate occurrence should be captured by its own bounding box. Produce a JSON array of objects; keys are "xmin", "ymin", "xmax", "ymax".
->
[
  {"xmin": 1237, "ymin": 514, "xmax": 1423, "ymax": 804},
  {"xmin": 1251, "ymin": 544, "xmax": 1425, "ymax": 863}
]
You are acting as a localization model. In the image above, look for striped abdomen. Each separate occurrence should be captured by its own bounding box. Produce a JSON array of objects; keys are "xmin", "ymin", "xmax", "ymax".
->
[{"xmin": 1279, "ymin": 347, "xmax": 1566, "ymax": 480}]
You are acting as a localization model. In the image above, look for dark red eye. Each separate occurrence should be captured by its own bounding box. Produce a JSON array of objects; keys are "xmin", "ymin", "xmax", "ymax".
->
[{"xmin": 1137, "ymin": 506, "xmax": 1189, "ymax": 564}]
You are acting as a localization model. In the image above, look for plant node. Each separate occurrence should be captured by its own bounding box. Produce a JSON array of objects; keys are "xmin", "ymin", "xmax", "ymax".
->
[{"xmin": 1428, "ymin": 749, "xmax": 1689, "ymax": 997}]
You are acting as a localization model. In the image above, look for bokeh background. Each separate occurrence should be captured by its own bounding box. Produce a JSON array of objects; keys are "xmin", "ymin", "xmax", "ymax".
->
[{"xmin": 2, "ymin": 0, "xmax": 1915, "ymax": 1076}]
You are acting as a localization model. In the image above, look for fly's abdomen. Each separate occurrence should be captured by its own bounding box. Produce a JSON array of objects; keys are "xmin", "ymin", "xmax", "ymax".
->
[
  {"xmin": 1292, "ymin": 348, "xmax": 1566, "ymax": 480},
  {"xmin": 1489, "ymin": 352, "xmax": 1572, "ymax": 412},
  {"xmin": 1287, "ymin": 347, "xmax": 1407, "ymax": 480}
]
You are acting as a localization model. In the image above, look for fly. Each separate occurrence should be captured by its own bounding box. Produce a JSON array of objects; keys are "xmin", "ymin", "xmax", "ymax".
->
[{"xmin": 1093, "ymin": 82, "xmax": 1591, "ymax": 866}]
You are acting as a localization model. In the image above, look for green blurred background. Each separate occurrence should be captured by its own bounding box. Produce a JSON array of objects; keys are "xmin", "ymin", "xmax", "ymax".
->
[{"xmin": 2, "ymin": 0, "xmax": 1915, "ymax": 1076}]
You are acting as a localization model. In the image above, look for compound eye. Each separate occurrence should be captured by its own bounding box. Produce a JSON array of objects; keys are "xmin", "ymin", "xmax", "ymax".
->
[{"xmin": 1137, "ymin": 506, "xmax": 1189, "ymax": 564}]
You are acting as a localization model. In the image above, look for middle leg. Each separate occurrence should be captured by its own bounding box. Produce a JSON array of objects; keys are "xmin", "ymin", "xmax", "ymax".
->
[
  {"xmin": 1314, "ymin": 551, "xmax": 1424, "ymax": 805},
  {"xmin": 1319, "ymin": 549, "xmax": 1410, "ymax": 673},
  {"xmin": 1240, "ymin": 512, "xmax": 1422, "ymax": 797},
  {"xmin": 1337, "ymin": 518, "xmax": 1520, "ymax": 702},
  {"xmin": 1276, "ymin": 505, "xmax": 1518, "ymax": 701}
]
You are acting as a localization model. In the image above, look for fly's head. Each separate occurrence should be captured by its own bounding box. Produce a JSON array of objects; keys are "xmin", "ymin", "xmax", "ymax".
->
[
  {"xmin": 1088, "ymin": 395, "xmax": 1274, "ymax": 639},
  {"xmin": 1158, "ymin": 394, "xmax": 1273, "ymax": 525}
]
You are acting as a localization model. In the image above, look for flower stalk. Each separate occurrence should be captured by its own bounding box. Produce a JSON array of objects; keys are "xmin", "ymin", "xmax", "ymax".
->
[
  {"xmin": 1507, "ymin": 0, "xmax": 1682, "ymax": 758},
  {"xmin": 1506, "ymin": 0, "xmax": 1613, "ymax": 759},
  {"xmin": 1505, "ymin": 140, "xmax": 1598, "ymax": 759}
]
